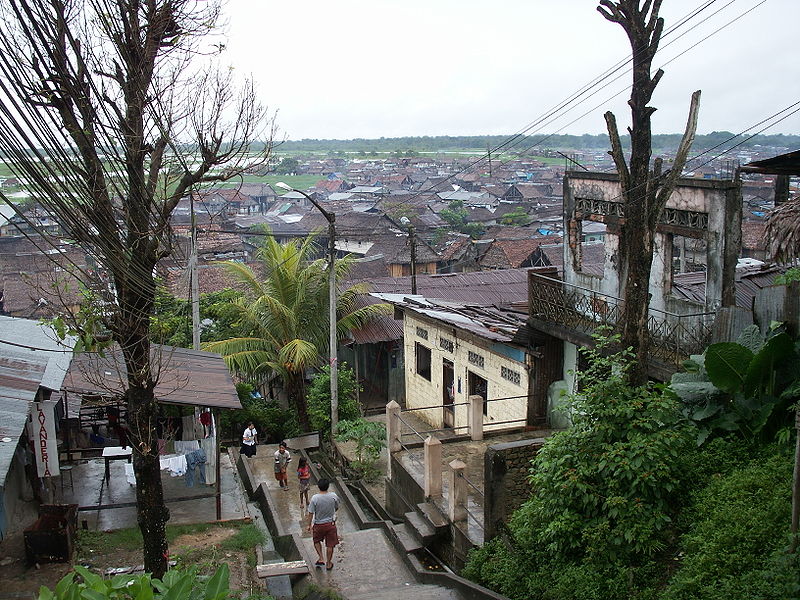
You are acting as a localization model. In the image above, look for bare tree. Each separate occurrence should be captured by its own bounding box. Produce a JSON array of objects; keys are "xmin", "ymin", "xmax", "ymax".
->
[
  {"xmin": 0, "ymin": 0, "xmax": 273, "ymax": 576},
  {"xmin": 598, "ymin": 0, "xmax": 701, "ymax": 384}
]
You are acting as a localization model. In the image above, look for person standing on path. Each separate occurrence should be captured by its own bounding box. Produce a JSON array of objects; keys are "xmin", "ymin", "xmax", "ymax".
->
[
  {"xmin": 306, "ymin": 478, "xmax": 340, "ymax": 570},
  {"xmin": 297, "ymin": 456, "xmax": 311, "ymax": 508},
  {"xmin": 242, "ymin": 422, "xmax": 257, "ymax": 458},
  {"xmin": 274, "ymin": 442, "xmax": 291, "ymax": 489}
]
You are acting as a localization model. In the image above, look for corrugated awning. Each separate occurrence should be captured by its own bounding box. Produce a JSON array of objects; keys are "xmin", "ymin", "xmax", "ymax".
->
[
  {"xmin": 741, "ymin": 149, "xmax": 800, "ymax": 175},
  {"xmin": 62, "ymin": 344, "xmax": 241, "ymax": 410}
]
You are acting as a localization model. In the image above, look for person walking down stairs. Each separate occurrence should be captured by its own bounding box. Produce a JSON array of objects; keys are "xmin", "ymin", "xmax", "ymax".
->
[{"xmin": 306, "ymin": 478, "xmax": 340, "ymax": 570}]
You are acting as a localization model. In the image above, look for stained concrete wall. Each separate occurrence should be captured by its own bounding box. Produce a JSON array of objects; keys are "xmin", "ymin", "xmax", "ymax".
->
[
  {"xmin": 403, "ymin": 312, "xmax": 529, "ymax": 432},
  {"xmin": 484, "ymin": 438, "xmax": 546, "ymax": 540},
  {"xmin": 386, "ymin": 453, "xmax": 425, "ymax": 518},
  {"xmin": 563, "ymin": 172, "xmax": 740, "ymax": 313}
]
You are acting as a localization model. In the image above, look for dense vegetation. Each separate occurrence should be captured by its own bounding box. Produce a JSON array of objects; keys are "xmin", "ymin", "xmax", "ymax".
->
[{"xmin": 464, "ymin": 331, "xmax": 800, "ymax": 600}]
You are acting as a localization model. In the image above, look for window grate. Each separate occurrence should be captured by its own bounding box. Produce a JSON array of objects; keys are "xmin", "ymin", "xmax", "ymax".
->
[
  {"xmin": 468, "ymin": 351, "xmax": 485, "ymax": 369},
  {"xmin": 439, "ymin": 337, "xmax": 454, "ymax": 353},
  {"xmin": 501, "ymin": 366, "xmax": 521, "ymax": 385},
  {"xmin": 416, "ymin": 327, "xmax": 429, "ymax": 340}
]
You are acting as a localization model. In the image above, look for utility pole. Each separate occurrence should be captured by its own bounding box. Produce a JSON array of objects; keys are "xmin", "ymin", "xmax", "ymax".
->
[
  {"xmin": 409, "ymin": 224, "xmax": 417, "ymax": 294},
  {"xmin": 276, "ymin": 183, "xmax": 338, "ymax": 433},
  {"xmin": 487, "ymin": 144, "xmax": 492, "ymax": 178},
  {"xmin": 189, "ymin": 191, "xmax": 200, "ymax": 351},
  {"xmin": 328, "ymin": 216, "xmax": 339, "ymax": 433}
]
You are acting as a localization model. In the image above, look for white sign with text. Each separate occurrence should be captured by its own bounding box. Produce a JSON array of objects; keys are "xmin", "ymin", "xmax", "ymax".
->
[{"xmin": 32, "ymin": 401, "xmax": 59, "ymax": 478}]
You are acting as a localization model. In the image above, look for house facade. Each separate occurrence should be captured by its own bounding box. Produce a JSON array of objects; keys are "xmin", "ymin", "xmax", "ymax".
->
[{"xmin": 398, "ymin": 301, "xmax": 540, "ymax": 433}]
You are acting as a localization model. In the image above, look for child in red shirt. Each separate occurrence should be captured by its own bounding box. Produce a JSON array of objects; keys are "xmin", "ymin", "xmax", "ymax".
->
[{"xmin": 297, "ymin": 457, "xmax": 311, "ymax": 508}]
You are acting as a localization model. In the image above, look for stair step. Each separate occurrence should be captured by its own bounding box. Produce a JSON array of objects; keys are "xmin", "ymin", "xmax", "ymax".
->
[
  {"xmin": 346, "ymin": 583, "xmax": 462, "ymax": 600},
  {"xmin": 390, "ymin": 522, "xmax": 423, "ymax": 552},
  {"xmin": 404, "ymin": 510, "xmax": 435, "ymax": 544},
  {"xmin": 417, "ymin": 501, "xmax": 448, "ymax": 531}
]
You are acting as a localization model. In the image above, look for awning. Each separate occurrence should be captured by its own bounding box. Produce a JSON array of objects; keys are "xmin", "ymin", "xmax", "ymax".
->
[{"xmin": 62, "ymin": 344, "xmax": 241, "ymax": 410}]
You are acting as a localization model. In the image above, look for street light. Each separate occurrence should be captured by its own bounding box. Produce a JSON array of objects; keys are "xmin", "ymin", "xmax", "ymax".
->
[{"xmin": 275, "ymin": 182, "xmax": 339, "ymax": 433}]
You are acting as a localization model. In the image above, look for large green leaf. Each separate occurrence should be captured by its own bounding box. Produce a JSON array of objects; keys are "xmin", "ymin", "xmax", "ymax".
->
[
  {"xmin": 743, "ymin": 332, "xmax": 794, "ymax": 397},
  {"xmin": 203, "ymin": 564, "xmax": 230, "ymax": 600},
  {"xmin": 704, "ymin": 343, "xmax": 753, "ymax": 393},
  {"xmin": 735, "ymin": 324, "xmax": 764, "ymax": 354}
]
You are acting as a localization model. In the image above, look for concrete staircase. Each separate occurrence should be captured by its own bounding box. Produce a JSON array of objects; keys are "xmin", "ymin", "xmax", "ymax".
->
[{"xmin": 400, "ymin": 501, "xmax": 449, "ymax": 549}]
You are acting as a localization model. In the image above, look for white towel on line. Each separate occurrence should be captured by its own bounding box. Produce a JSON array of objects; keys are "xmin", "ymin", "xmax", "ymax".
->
[{"xmin": 174, "ymin": 440, "xmax": 200, "ymax": 455}]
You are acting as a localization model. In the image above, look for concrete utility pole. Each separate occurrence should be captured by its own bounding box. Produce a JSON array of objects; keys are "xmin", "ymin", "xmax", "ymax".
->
[
  {"xmin": 189, "ymin": 189, "xmax": 201, "ymax": 351},
  {"xmin": 400, "ymin": 216, "xmax": 417, "ymax": 294},
  {"xmin": 276, "ymin": 183, "xmax": 339, "ymax": 433}
]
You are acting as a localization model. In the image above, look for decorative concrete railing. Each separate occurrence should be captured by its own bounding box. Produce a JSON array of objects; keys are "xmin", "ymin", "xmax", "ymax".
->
[{"xmin": 528, "ymin": 272, "xmax": 715, "ymax": 366}]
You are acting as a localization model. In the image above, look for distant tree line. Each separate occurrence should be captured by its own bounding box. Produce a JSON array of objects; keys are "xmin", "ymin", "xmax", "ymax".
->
[{"xmin": 264, "ymin": 132, "xmax": 800, "ymax": 155}]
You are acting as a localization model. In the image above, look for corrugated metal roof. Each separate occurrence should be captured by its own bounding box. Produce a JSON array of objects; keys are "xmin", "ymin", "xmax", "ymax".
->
[
  {"xmin": 378, "ymin": 296, "xmax": 528, "ymax": 345},
  {"xmin": 672, "ymin": 265, "xmax": 783, "ymax": 307},
  {"xmin": 0, "ymin": 315, "xmax": 74, "ymax": 391},
  {"xmin": 348, "ymin": 268, "xmax": 530, "ymax": 344},
  {"xmin": 62, "ymin": 344, "xmax": 241, "ymax": 410},
  {"xmin": 0, "ymin": 397, "xmax": 30, "ymax": 487},
  {"xmin": 0, "ymin": 316, "xmax": 76, "ymax": 488}
]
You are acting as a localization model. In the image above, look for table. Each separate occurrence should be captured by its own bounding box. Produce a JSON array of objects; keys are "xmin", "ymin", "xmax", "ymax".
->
[{"xmin": 102, "ymin": 446, "xmax": 132, "ymax": 482}]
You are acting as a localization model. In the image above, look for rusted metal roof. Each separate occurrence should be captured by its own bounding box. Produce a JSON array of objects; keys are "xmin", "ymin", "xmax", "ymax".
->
[
  {"xmin": 376, "ymin": 295, "xmax": 528, "ymax": 345},
  {"xmin": 348, "ymin": 269, "xmax": 530, "ymax": 344},
  {"xmin": 741, "ymin": 150, "xmax": 800, "ymax": 175},
  {"xmin": 62, "ymin": 344, "xmax": 241, "ymax": 410},
  {"xmin": 671, "ymin": 264, "xmax": 784, "ymax": 307}
]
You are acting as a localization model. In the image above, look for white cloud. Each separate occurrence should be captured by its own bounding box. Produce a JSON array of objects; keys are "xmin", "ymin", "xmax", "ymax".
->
[{"xmin": 224, "ymin": 0, "xmax": 800, "ymax": 139}]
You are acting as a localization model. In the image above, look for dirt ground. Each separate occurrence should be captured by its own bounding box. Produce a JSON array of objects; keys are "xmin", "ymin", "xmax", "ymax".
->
[{"xmin": 0, "ymin": 526, "xmax": 260, "ymax": 598}]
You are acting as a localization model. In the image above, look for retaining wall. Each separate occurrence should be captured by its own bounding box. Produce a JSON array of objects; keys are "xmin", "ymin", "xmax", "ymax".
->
[{"xmin": 484, "ymin": 438, "xmax": 546, "ymax": 540}]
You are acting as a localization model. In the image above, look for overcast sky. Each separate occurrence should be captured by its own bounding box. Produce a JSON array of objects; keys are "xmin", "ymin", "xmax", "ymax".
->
[{"xmin": 223, "ymin": 0, "xmax": 800, "ymax": 141}]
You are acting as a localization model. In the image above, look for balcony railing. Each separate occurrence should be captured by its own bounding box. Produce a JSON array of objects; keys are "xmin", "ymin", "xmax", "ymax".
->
[{"xmin": 528, "ymin": 272, "xmax": 714, "ymax": 366}]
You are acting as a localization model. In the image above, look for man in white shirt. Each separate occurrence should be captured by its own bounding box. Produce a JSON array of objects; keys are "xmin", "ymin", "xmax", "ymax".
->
[
  {"xmin": 306, "ymin": 478, "xmax": 340, "ymax": 570},
  {"xmin": 241, "ymin": 422, "xmax": 257, "ymax": 457}
]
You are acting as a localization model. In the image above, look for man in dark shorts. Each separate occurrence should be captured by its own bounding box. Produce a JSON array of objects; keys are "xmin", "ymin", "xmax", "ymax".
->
[{"xmin": 306, "ymin": 478, "xmax": 340, "ymax": 570}]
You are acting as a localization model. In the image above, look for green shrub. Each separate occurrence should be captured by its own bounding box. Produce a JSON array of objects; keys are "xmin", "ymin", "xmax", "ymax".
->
[
  {"xmin": 464, "ymin": 333, "xmax": 695, "ymax": 599},
  {"xmin": 307, "ymin": 365, "xmax": 361, "ymax": 437},
  {"xmin": 39, "ymin": 564, "xmax": 232, "ymax": 600},
  {"xmin": 335, "ymin": 418, "xmax": 385, "ymax": 480},
  {"xmin": 515, "ymin": 336, "xmax": 695, "ymax": 568},
  {"xmin": 219, "ymin": 383, "xmax": 300, "ymax": 443},
  {"xmin": 664, "ymin": 448, "xmax": 797, "ymax": 599}
]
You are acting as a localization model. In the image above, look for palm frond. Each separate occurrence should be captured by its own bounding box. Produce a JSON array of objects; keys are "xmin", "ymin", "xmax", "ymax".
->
[{"xmin": 766, "ymin": 197, "xmax": 800, "ymax": 261}]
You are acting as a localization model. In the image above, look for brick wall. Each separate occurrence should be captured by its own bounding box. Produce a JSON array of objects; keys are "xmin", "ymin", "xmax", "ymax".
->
[{"xmin": 483, "ymin": 437, "xmax": 546, "ymax": 540}]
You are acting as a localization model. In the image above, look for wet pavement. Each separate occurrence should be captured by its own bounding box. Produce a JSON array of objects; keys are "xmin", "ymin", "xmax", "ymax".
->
[
  {"xmin": 246, "ymin": 444, "xmax": 430, "ymax": 598},
  {"xmin": 56, "ymin": 451, "xmax": 249, "ymax": 530},
  {"xmin": 244, "ymin": 445, "xmax": 357, "ymax": 537}
]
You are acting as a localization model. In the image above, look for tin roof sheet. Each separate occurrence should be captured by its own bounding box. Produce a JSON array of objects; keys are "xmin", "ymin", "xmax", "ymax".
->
[{"xmin": 62, "ymin": 345, "xmax": 241, "ymax": 410}]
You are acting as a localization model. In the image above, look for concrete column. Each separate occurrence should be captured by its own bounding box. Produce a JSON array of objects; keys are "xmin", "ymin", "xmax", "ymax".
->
[
  {"xmin": 469, "ymin": 394, "xmax": 484, "ymax": 441},
  {"xmin": 448, "ymin": 459, "xmax": 467, "ymax": 523},
  {"xmin": 424, "ymin": 435, "xmax": 442, "ymax": 498},
  {"xmin": 386, "ymin": 400, "xmax": 401, "ymax": 453}
]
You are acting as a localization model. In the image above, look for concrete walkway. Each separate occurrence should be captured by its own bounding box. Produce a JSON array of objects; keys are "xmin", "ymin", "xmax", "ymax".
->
[
  {"xmin": 246, "ymin": 444, "xmax": 463, "ymax": 600},
  {"xmin": 57, "ymin": 452, "xmax": 248, "ymax": 530}
]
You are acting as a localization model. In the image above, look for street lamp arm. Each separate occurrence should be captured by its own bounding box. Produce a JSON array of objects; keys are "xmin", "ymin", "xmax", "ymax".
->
[{"xmin": 275, "ymin": 182, "xmax": 334, "ymax": 223}]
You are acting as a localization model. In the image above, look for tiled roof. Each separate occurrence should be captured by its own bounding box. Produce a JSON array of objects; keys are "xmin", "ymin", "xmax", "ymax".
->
[
  {"xmin": 741, "ymin": 220, "xmax": 767, "ymax": 251},
  {"xmin": 479, "ymin": 236, "xmax": 561, "ymax": 269}
]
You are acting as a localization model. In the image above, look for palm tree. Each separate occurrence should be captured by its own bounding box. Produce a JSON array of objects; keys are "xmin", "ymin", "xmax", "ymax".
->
[{"xmin": 204, "ymin": 232, "xmax": 389, "ymax": 430}]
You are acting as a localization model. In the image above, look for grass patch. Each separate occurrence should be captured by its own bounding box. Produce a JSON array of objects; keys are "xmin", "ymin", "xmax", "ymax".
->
[
  {"xmin": 220, "ymin": 523, "xmax": 265, "ymax": 552},
  {"xmin": 77, "ymin": 521, "xmax": 250, "ymax": 555},
  {"xmin": 76, "ymin": 527, "xmax": 144, "ymax": 554}
]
